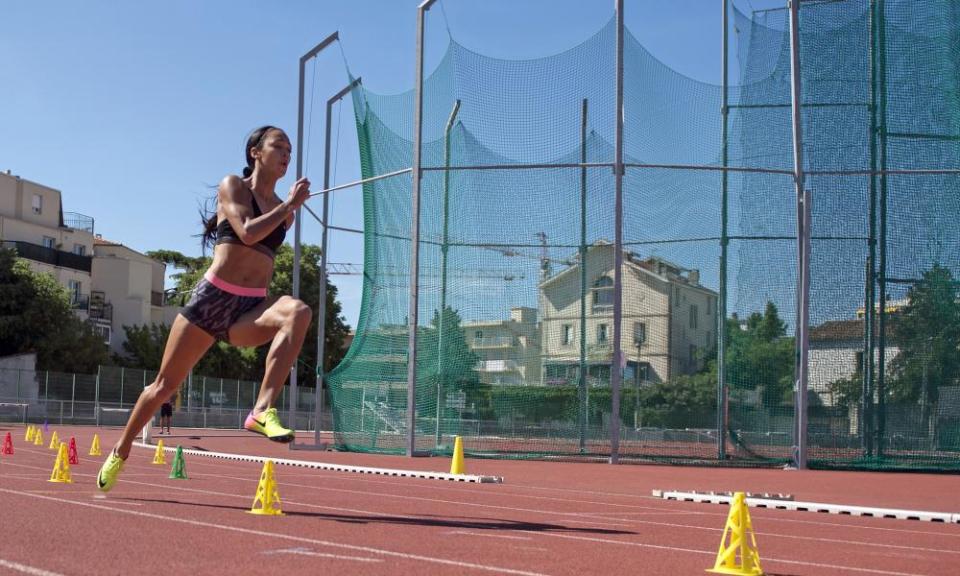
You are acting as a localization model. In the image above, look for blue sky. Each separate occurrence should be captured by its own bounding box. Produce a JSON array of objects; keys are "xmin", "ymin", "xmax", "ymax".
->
[{"xmin": 0, "ymin": 0, "xmax": 783, "ymax": 329}]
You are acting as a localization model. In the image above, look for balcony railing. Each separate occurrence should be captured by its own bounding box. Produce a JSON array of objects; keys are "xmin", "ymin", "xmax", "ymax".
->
[
  {"xmin": 62, "ymin": 212, "xmax": 95, "ymax": 234},
  {"xmin": 472, "ymin": 336, "xmax": 515, "ymax": 348},
  {"xmin": 89, "ymin": 291, "xmax": 113, "ymax": 323},
  {"xmin": 476, "ymin": 359, "xmax": 522, "ymax": 373},
  {"xmin": 2, "ymin": 240, "xmax": 92, "ymax": 273},
  {"xmin": 70, "ymin": 294, "xmax": 90, "ymax": 310}
]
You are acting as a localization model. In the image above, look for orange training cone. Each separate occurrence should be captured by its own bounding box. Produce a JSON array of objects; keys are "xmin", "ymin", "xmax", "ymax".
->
[
  {"xmin": 2, "ymin": 432, "xmax": 13, "ymax": 455},
  {"xmin": 68, "ymin": 437, "xmax": 79, "ymax": 465},
  {"xmin": 89, "ymin": 434, "xmax": 102, "ymax": 456},
  {"xmin": 449, "ymin": 435, "xmax": 465, "ymax": 475},
  {"xmin": 249, "ymin": 460, "xmax": 283, "ymax": 515},
  {"xmin": 49, "ymin": 442, "xmax": 72, "ymax": 483},
  {"xmin": 707, "ymin": 492, "xmax": 764, "ymax": 576}
]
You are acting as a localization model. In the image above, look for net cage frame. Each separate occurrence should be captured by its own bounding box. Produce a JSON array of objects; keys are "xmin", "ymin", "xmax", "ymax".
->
[{"xmin": 288, "ymin": 0, "xmax": 960, "ymax": 470}]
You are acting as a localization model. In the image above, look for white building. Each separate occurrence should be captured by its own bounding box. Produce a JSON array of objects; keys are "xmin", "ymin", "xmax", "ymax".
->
[
  {"xmin": 540, "ymin": 242, "xmax": 717, "ymax": 387},
  {"xmin": 809, "ymin": 318, "xmax": 899, "ymax": 406},
  {"xmin": 464, "ymin": 307, "xmax": 541, "ymax": 386},
  {"xmin": 92, "ymin": 237, "xmax": 173, "ymax": 353}
]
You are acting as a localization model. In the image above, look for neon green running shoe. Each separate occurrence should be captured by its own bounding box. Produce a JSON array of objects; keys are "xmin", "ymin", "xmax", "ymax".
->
[
  {"xmin": 244, "ymin": 408, "xmax": 295, "ymax": 443},
  {"xmin": 96, "ymin": 450, "xmax": 126, "ymax": 493}
]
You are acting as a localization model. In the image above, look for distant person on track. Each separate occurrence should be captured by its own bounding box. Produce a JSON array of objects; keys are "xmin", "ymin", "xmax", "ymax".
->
[
  {"xmin": 98, "ymin": 126, "xmax": 313, "ymax": 492},
  {"xmin": 159, "ymin": 400, "xmax": 173, "ymax": 434}
]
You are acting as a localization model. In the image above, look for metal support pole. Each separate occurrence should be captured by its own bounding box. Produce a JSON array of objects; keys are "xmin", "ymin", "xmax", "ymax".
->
[
  {"xmin": 788, "ymin": 0, "xmax": 810, "ymax": 470},
  {"xmin": 579, "ymin": 98, "xmax": 589, "ymax": 453},
  {"xmin": 71, "ymin": 373, "xmax": 76, "ymax": 420},
  {"xmin": 292, "ymin": 31, "xmax": 340, "ymax": 440},
  {"xmin": 610, "ymin": 0, "xmax": 625, "ymax": 464},
  {"xmin": 876, "ymin": 0, "xmax": 889, "ymax": 458},
  {"xmin": 436, "ymin": 99, "xmax": 461, "ymax": 449},
  {"xmin": 307, "ymin": 77, "xmax": 362, "ymax": 451},
  {"xmin": 717, "ymin": 0, "xmax": 730, "ymax": 461},
  {"xmin": 864, "ymin": 0, "xmax": 878, "ymax": 456},
  {"xmin": 407, "ymin": 0, "xmax": 438, "ymax": 457},
  {"xmin": 119, "ymin": 367, "xmax": 124, "ymax": 408}
]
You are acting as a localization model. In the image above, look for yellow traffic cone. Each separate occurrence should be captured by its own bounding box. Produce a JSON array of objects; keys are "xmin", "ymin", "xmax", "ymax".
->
[
  {"xmin": 48, "ymin": 430, "xmax": 60, "ymax": 450},
  {"xmin": 707, "ymin": 492, "xmax": 764, "ymax": 575},
  {"xmin": 450, "ymin": 435, "xmax": 465, "ymax": 475},
  {"xmin": 34, "ymin": 429, "xmax": 44, "ymax": 446},
  {"xmin": 249, "ymin": 460, "xmax": 283, "ymax": 515},
  {"xmin": 49, "ymin": 442, "xmax": 72, "ymax": 483},
  {"xmin": 89, "ymin": 434, "xmax": 102, "ymax": 456},
  {"xmin": 25, "ymin": 425, "xmax": 34, "ymax": 442},
  {"xmin": 152, "ymin": 439, "xmax": 166, "ymax": 464}
]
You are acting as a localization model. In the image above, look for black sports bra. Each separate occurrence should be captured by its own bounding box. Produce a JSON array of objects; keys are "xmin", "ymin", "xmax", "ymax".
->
[{"xmin": 215, "ymin": 187, "xmax": 286, "ymax": 258}]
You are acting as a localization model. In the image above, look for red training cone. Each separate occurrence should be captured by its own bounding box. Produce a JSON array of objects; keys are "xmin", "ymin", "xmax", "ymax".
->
[
  {"xmin": 67, "ymin": 437, "xmax": 79, "ymax": 465},
  {"xmin": 1, "ymin": 432, "xmax": 13, "ymax": 455}
]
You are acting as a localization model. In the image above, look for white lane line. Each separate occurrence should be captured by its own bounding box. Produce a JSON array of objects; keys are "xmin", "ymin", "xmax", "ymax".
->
[
  {"xmin": 262, "ymin": 547, "xmax": 382, "ymax": 563},
  {"xmin": 0, "ymin": 488, "xmax": 551, "ymax": 576},
  {"xmin": 0, "ymin": 559, "xmax": 66, "ymax": 576},
  {"xmin": 447, "ymin": 530, "xmax": 533, "ymax": 541},
  {"xmin": 531, "ymin": 531, "xmax": 929, "ymax": 576}
]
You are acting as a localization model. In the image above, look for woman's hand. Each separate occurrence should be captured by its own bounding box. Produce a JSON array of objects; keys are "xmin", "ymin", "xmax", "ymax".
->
[{"xmin": 285, "ymin": 177, "xmax": 311, "ymax": 211}]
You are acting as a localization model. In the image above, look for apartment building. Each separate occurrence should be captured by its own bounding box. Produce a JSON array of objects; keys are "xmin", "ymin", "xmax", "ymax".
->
[
  {"xmin": 0, "ymin": 170, "xmax": 104, "ymax": 332},
  {"xmin": 1, "ymin": 170, "xmax": 171, "ymax": 353},
  {"xmin": 540, "ymin": 242, "xmax": 717, "ymax": 387},
  {"xmin": 92, "ymin": 237, "xmax": 171, "ymax": 353},
  {"xmin": 464, "ymin": 307, "xmax": 541, "ymax": 386}
]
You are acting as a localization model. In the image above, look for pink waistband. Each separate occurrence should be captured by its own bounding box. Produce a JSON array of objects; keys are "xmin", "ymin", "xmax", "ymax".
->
[{"xmin": 204, "ymin": 270, "xmax": 268, "ymax": 298}]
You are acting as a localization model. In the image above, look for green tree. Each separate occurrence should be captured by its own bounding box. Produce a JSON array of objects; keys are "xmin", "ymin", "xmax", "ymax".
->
[
  {"xmin": 417, "ymin": 306, "xmax": 480, "ymax": 420},
  {"xmin": 727, "ymin": 302, "xmax": 795, "ymax": 406},
  {"xmin": 889, "ymin": 265, "xmax": 960, "ymax": 410},
  {"xmin": 0, "ymin": 247, "xmax": 109, "ymax": 372}
]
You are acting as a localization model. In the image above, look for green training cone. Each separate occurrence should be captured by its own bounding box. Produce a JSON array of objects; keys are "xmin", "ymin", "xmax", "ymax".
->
[{"xmin": 169, "ymin": 445, "xmax": 188, "ymax": 479}]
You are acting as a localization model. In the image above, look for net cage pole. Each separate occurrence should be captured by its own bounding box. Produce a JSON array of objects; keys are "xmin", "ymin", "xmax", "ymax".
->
[
  {"xmin": 435, "ymin": 99, "xmax": 461, "ymax": 450},
  {"xmin": 579, "ymin": 98, "xmax": 589, "ymax": 454},
  {"xmin": 407, "ymin": 0, "xmax": 438, "ymax": 457},
  {"xmin": 863, "ymin": 0, "xmax": 879, "ymax": 457},
  {"xmin": 294, "ymin": 77, "xmax": 363, "ymax": 452},
  {"xmin": 610, "ymin": 0, "xmax": 626, "ymax": 464},
  {"xmin": 292, "ymin": 31, "xmax": 339, "ymax": 446},
  {"xmin": 875, "ymin": 0, "xmax": 889, "ymax": 459},
  {"xmin": 717, "ymin": 0, "xmax": 730, "ymax": 461},
  {"xmin": 788, "ymin": 0, "xmax": 811, "ymax": 470}
]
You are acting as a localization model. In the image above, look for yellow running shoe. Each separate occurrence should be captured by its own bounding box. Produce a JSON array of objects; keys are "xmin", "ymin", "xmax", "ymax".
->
[
  {"xmin": 244, "ymin": 408, "xmax": 295, "ymax": 443},
  {"xmin": 96, "ymin": 450, "xmax": 126, "ymax": 493}
]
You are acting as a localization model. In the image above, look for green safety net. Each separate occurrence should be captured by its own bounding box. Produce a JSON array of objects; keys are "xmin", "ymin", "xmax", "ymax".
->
[{"xmin": 324, "ymin": 0, "xmax": 960, "ymax": 471}]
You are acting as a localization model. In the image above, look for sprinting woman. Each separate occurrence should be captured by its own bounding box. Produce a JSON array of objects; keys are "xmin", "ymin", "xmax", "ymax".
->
[{"xmin": 98, "ymin": 126, "xmax": 313, "ymax": 492}]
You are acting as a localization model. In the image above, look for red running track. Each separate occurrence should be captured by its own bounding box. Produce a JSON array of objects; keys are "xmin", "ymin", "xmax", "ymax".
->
[{"xmin": 1, "ymin": 425, "xmax": 958, "ymax": 576}]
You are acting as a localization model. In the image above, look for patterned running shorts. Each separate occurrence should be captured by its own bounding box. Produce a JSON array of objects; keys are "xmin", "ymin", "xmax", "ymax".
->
[{"xmin": 180, "ymin": 276, "xmax": 265, "ymax": 341}]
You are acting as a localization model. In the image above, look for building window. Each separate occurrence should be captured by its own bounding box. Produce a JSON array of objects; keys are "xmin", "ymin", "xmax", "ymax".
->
[
  {"xmin": 592, "ymin": 276, "xmax": 614, "ymax": 312},
  {"xmin": 67, "ymin": 280, "xmax": 82, "ymax": 303},
  {"xmin": 633, "ymin": 322, "xmax": 646, "ymax": 347},
  {"xmin": 32, "ymin": 194, "xmax": 42, "ymax": 215},
  {"xmin": 597, "ymin": 323, "xmax": 608, "ymax": 344},
  {"xmin": 675, "ymin": 286, "xmax": 681, "ymax": 307},
  {"xmin": 562, "ymin": 324, "xmax": 573, "ymax": 346},
  {"xmin": 475, "ymin": 330, "xmax": 483, "ymax": 340},
  {"xmin": 689, "ymin": 344, "xmax": 697, "ymax": 366},
  {"xmin": 706, "ymin": 298, "xmax": 712, "ymax": 316},
  {"xmin": 855, "ymin": 351, "xmax": 864, "ymax": 374},
  {"xmin": 42, "ymin": 236, "xmax": 56, "ymax": 249},
  {"xmin": 689, "ymin": 305, "xmax": 698, "ymax": 329},
  {"xmin": 73, "ymin": 244, "xmax": 86, "ymax": 256}
]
